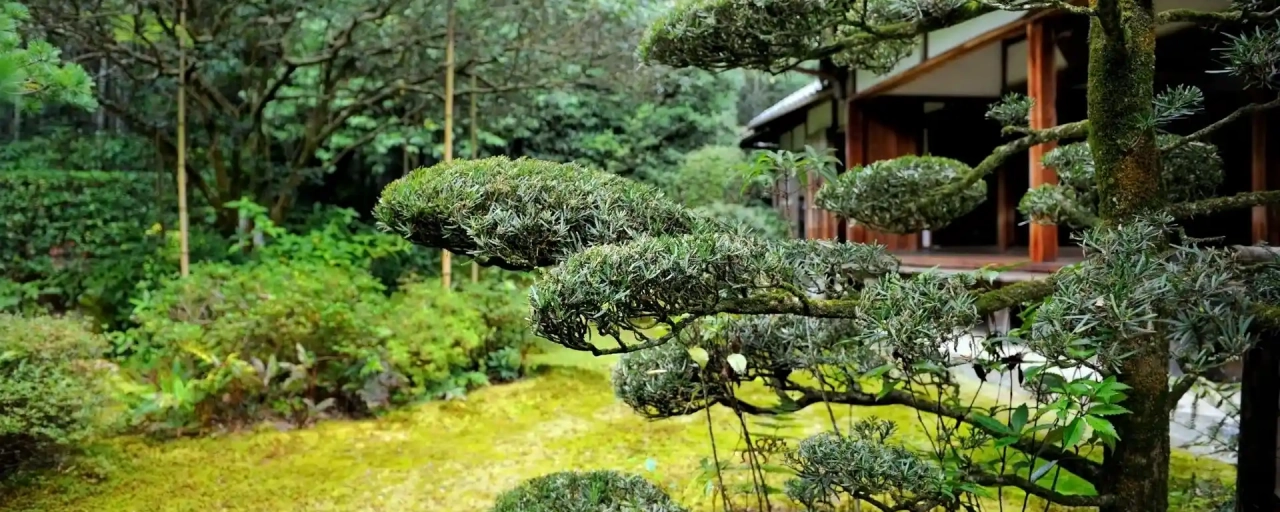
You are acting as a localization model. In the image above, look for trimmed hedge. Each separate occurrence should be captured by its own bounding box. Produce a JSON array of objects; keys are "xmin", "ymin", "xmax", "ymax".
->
[
  {"xmin": 0, "ymin": 170, "xmax": 173, "ymax": 318},
  {"xmin": 491, "ymin": 470, "xmax": 686, "ymax": 512}
]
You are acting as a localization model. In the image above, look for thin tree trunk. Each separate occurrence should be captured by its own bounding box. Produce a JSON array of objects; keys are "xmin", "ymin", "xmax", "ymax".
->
[
  {"xmin": 1236, "ymin": 333, "xmax": 1280, "ymax": 512},
  {"xmin": 470, "ymin": 72, "xmax": 479, "ymax": 283},
  {"xmin": 1087, "ymin": 1, "xmax": 1167, "ymax": 511},
  {"xmin": 440, "ymin": 0, "xmax": 456, "ymax": 289},
  {"xmin": 176, "ymin": 0, "xmax": 191, "ymax": 277}
]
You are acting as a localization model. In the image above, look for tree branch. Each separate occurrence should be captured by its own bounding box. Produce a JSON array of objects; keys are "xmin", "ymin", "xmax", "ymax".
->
[
  {"xmin": 1157, "ymin": 6, "xmax": 1280, "ymax": 25},
  {"xmin": 967, "ymin": 473, "xmax": 1114, "ymax": 506},
  {"xmin": 1163, "ymin": 94, "xmax": 1280, "ymax": 153},
  {"xmin": 1166, "ymin": 190, "xmax": 1280, "ymax": 219},
  {"xmin": 729, "ymin": 383, "xmax": 1104, "ymax": 482},
  {"xmin": 936, "ymin": 121, "xmax": 1089, "ymax": 198}
]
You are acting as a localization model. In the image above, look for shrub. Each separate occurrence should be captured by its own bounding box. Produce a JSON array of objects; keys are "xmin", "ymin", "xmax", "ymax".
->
[
  {"xmin": 377, "ymin": 279, "xmax": 492, "ymax": 401},
  {"xmin": 491, "ymin": 470, "xmax": 687, "ymax": 512},
  {"xmin": 0, "ymin": 314, "xmax": 109, "ymax": 478},
  {"xmin": 114, "ymin": 259, "xmax": 539, "ymax": 431},
  {"xmin": 659, "ymin": 145, "xmax": 751, "ymax": 207},
  {"xmin": 114, "ymin": 260, "xmax": 390, "ymax": 430},
  {"xmin": 0, "ymin": 170, "xmax": 187, "ymax": 325}
]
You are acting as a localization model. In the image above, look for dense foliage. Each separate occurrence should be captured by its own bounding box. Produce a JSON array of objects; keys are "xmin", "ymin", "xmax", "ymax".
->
[
  {"xmin": 491, "ymin": 470, "xmax": 687, "ymax": 512},
  {"xmin": 376, "ymin": 0, "xmax": 1280, "ymax": 508},
  {"xmin": 0, "ymin": 171, "xmax": 175, "ymax": 320},
  {"xmin": 0, "ymin": 314, "xmax": 109, "ymax": 478}
]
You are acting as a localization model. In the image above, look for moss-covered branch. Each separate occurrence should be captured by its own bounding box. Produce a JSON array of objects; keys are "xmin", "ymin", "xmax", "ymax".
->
[
  {"xmin": 939, "ymin": 120, "xmax": 1090, "ymax": 198},
  {"xmin": 1156, "ymin": 6, "xmax": 1280, "ymax": 25},
  {"xmin": 732, "ymin": 383, "xmax": 1104, "ymax": 483},
  {"xmin": 1165, "ymin": 190, "xmax": 1280, "ymax": 219}
]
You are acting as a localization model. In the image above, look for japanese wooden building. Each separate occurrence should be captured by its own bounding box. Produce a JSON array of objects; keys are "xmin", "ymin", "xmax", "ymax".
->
[{"xmin": 742, "ymin": 0, "xmax": 1277, "ymax": 278}]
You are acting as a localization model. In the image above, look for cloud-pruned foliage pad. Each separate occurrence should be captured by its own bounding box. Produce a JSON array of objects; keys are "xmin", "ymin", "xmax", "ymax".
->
[
  {"xmin": 612, "ymin": 341, "xmax": 716, "ymax": 419},
  {"xmin": 785, "ymin": 420, "xmax": 947, "ymax": 508},
  {"xmin": 1021, "ymin": 138, "xmax": 1223, "ymax": 227},
  {"xmin": 638, "ymin": 0, "xmax": 849, "ymax": 71},
  {"xmin": 491, "ymin": 470, "xmax": 687, "ymax": 512},
  {"xmin": 529, "ymin": 234, "xmax": 898, "ymax": 353},
  {"xmin": 373, "ymin": 157, "xmax": 706, "ymax": 270},
  {"xmin": 815, "ymin": 155, "xmax": 986, "ymax": 234}
]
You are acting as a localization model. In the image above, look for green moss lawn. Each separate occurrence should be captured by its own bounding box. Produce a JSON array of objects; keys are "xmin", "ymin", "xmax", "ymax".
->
[{"xmin": 1, "ymin": 342, "xmax": 1233, "ymax": 512}]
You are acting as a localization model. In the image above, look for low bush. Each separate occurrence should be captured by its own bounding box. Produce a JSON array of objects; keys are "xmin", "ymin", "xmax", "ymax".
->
[
  {"xmin": 0, "ymin": 314, "xmax": 110, "ymax": 478},
  {"xmin": 112, "ymin": 257, "xmax": 537, "ymax": 432},
  {"xmin": 491, "ymin": 470, "xmax": 687, "ymax": 512}
]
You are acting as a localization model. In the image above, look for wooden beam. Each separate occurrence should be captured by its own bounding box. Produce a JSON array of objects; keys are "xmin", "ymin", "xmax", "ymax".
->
[
  {"xmin": 853, "ymin": 17, "xmax": 1033, "ymax": 100},
  {"xmin": 1253, "ymin": 108, "xmax": 1270, "ymax": 244},
  {"xmin": 1027, "ymin": 19, "xmax": 1058, "ymax": 263}
]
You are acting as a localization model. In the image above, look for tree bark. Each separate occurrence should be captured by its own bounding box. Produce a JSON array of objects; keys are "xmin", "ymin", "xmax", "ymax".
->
[
  {"xmin": 1087, "ymin": 1, "xmax": 1169, "ymax": 511},
  {"xmin": 1236, "ymin": 332, "xmax": 1280, "ymax": 512}
]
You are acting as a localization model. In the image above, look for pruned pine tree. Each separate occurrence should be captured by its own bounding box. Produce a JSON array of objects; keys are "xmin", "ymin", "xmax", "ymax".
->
[{"xmin": 375, "ymin": 1, "xmax": 1280, "ymax": 511}]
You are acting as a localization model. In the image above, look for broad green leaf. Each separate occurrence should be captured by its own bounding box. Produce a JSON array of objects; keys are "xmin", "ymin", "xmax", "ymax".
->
[
  {"xmin": 687, "ymin": 347, "xmax": 709, "ymax": 367},
  {"xmin": 1087, "ymin": 403, "xmax": 1131, "ymax": 416},
  {"xmin": 1010, "ymin": 404, "xmax": 1029, "ymax": 433},
  {"xmin": 1030, "ymin": 460, "xmax": 1058, "ymax": 482},
  {"xmin": 1061, "ymin": 417, "xmax": 1085, "ymax": 448},
  {"xmin": 971, "ymin": 413, "xmax": 1013, "ymax": 436},
  {"xmin": 1085, "ymin": 415, "xmax": 1120, "ymax": 441},
  {"xmin": 726, "ymin": 353, "xmax": 747, "ymax": 374}
]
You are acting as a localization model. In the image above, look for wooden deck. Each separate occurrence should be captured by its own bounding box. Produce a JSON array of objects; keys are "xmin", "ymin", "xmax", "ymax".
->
[{"xmin": 891, "ymin": 247, "xmax": 1083, "ymax": 282}]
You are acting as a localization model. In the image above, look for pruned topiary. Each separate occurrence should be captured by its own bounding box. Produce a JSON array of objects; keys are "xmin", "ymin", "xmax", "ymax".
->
[
  {"xmin": 638, "ymin": 0, "xmax": 846, "ymax": 71},
  {"xmin": 491, "ymin": 470, "xmax": 686, "ymax": 512},
  {"xmin": 815, "ymin": 155, "xmax": 986, "ymax": 234},
  {"xmin": 785, "ymin": 420, "xmax": 947, "ymax": 508},
  {"xmin": 529, "ymin": 233, "xmax": 897, "ymax": 353},
  {"xmin": 373, "ymin": 157, "xmax": 706, "ymax": 270}
]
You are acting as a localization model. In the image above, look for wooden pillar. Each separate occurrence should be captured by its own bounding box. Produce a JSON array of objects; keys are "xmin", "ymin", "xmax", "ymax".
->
[
  {"xmin": 997, "ymin": 167, "xmax": 1016, "ymax": 252},
  {"xmin": 846, "ymin": 99, "xmax": 868, "ymax": 244},
  {"xmin": 1027, "ymin": 20, "xmax": 1059, "ymax": 262},
  {"xmin": 1253, "ymin": 108, "xmax": 1272, "ymax": 244}
]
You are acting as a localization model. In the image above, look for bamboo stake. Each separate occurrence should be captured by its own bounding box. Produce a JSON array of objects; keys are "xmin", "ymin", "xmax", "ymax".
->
[
  {"xmin": 176, "ymin": 0, "xmax": 190, "ymax": 277},
  {"xmin": 440, "ymin": 0, "xmax": 455, "ymax": 289},
  {"xmin": 470, "ymin": 72, "xmax": 479, "ymax": 283}
]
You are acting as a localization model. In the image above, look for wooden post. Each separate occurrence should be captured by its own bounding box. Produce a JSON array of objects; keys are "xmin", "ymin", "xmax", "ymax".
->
[
  {"xmin": 1253, "ymin": 108, "xmax": 1270, "ymax": 244},
  {"xmin": 1236, "ymin": 333, "xmax": 1280, "ymax": 512},
  {"xmin": 997, "ymin": 167, "xmax": 1015, "ymax": 252},
  {"xmin": 176, "ymin": 0, "xmax": 190, "ymax": 277},
  {"xmin": 441, "ymin": 0, "xmax": 456, "ymax": 289},
  {"xmin": 845, "ymin": 99, "xmax": 867, "ymax": 244},
  {"xmin": 1027, "ymin": 20, "xmax": 1058, "ymax": 263}
]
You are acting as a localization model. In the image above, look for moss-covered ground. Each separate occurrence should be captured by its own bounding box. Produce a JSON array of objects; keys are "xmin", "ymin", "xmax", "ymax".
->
[{"xmin": 1, "ymin": 342, "xmax": 1233, "ymax": 512}]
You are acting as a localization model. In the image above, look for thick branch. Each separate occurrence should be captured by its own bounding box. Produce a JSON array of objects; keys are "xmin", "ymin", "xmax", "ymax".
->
[
  {"xmin": 1157, "ymin": 6, "xmax": 1280, "ymax": 24},
  {"xmin": 937, "ymin": 121, "xmax": 1089, "ymax": 198},
  {"xmin": 700, "ymin": 279, "xmax": 1057, "ymax": 321},
  {"xmin": 1166, "ymin": 190, "xmax": 1280, "ymax": 219},
  {"xmin": 729, "ymin": 383, "xmax": 1103, "ymax": 482},
  {"xmin": 1168, "ymin": 376, "xmax": 1199, "ymax": 413},
  {"xmin": 968, "ymin": 473, "xmax": 1114, "ymax": 507}
]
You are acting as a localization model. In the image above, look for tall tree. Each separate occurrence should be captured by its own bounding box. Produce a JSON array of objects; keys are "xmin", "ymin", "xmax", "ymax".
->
[
  {"xmin": 0, "ymin": 2, "xmax": 94, "ymax": 110},
  {"xmin": 27, "ymin": 0, "xmax": 630, "ymax": 227},
  {"xmin": 374, "ymin": 1, "xmax": 1280, "ymax": 512}
]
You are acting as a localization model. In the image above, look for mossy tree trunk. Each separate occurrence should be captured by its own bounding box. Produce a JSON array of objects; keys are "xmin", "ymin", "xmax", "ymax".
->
[{"xmin": 1087, "ymin": 1, "xmax": 1169, "ymax": 511}]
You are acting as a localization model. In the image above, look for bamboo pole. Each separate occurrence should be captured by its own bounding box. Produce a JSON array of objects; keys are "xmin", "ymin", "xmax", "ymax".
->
[
  {"xmin": 176, "ymin": 0, "xmax": 190, "ymax": 277},
  {"xmin": 470, "ymin": 72, "xmax": 479, "ymax": 283},
  {"xmin": 440, "ymin": 0, "xmax": 455, "ymax": 289}
]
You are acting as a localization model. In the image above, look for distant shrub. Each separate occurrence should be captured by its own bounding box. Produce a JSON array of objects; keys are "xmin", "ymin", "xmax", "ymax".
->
[
  {"xmin": 491, "ymin": 470, "xmax": 687, "ymax": 512},
  {"xmin": 113, "ymin": 256, "xmax": 537, "ymax": 432},
  {"xmin": 659, "ymin": 145, "xmax": 751, "ymax": 207},
  {"xmin": 0, "ymin": 170, "xmax": 175, "ymax": 323},
  {"xmin": 0, "ymin": 314, "xmax": 110, "ymax": 477}
]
